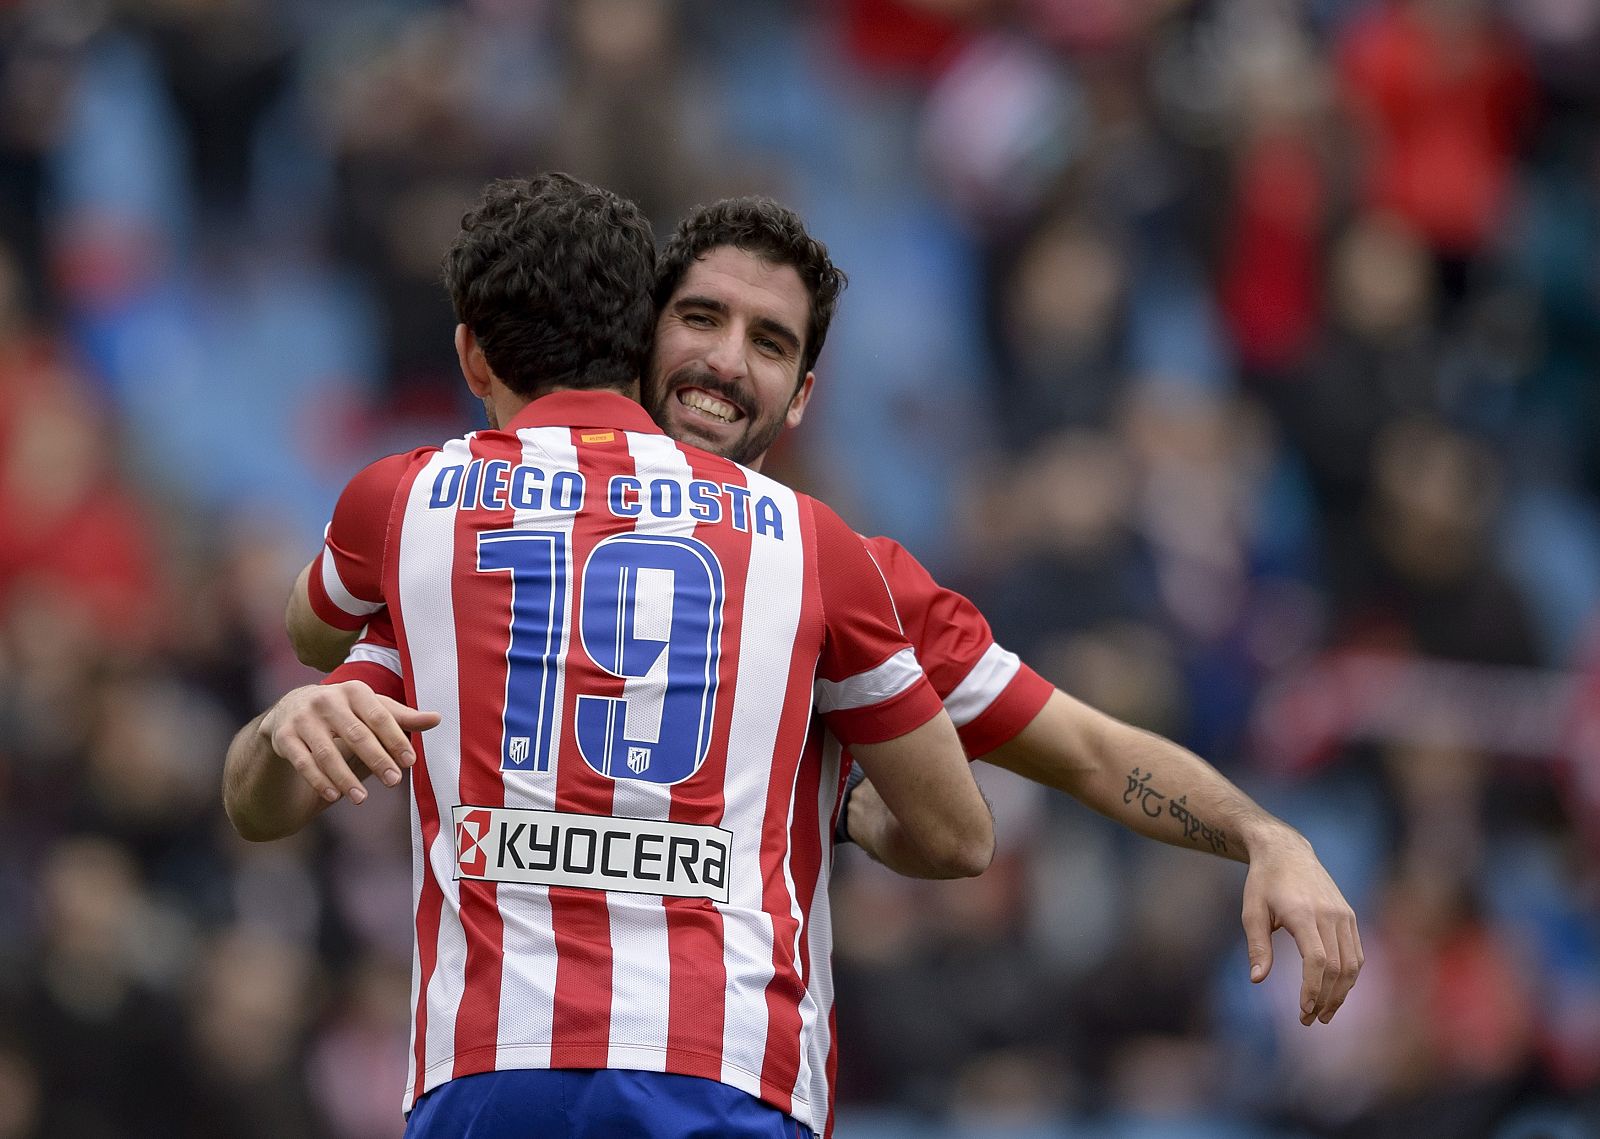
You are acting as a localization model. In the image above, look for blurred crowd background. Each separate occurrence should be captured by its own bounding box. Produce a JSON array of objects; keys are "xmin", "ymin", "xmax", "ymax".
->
[{"xmin": 0, "ymin": 0, "xmax": 1598, "ymax": 1136}]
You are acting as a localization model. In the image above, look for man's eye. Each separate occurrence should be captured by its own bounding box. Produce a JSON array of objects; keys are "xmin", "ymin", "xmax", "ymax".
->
[
  {"xmin": 683, "ymin": 313, "xmax": 714, "ymax": 327},
  {"xmin": 755, "ymin": 338, "xmax": 782, "ymax": 355}
]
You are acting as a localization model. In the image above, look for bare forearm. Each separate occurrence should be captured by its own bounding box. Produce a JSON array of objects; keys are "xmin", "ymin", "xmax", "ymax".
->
[
  {"xmin": 848, "ymin": 715, "xmax": 994, "ymax": 878},
  {"xmin": 982, "ymin": 690, "xmax": 1293, "ymax": 864},
  {"xmin": 971, "ymin": 691, "xmax": 1359, "ymax": 1023},
  {"xmin": 223, "ymin": 712, "xmax": 328, "ymax": 841},
  {"xmin": 1069, "ymin": 726, "xmax": 1271, "ymax": 863},
  {"xmin": 847, "ymin": 780, "xmax": 986, "ymax": 879},
  {"xmin": 286, "ymin": 560, "xmax": 360, "ymax": 672}
]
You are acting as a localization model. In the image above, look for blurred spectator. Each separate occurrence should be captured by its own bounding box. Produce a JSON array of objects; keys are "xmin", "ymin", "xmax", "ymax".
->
[
  {"xmin": 18, "ymin": 837, "xmax": 190, "ymax": 1138},
  {"xmin": 128, "ymin": 0, "xmax": 295, "ymax": 227},
  {"xmin": 0, "ymin": 7, "xmax": 86, "ymax": 314},
  {"xmin": 0, "ymin": 243, "xmax": 160, "ymax": 650},
  {"xmin": 550, "ymin": 0, "xmax": 721, "ymax": 228},
  {"xmin": 991, "ymin": 212, "xmax": 1129, "ymax": 440},
  {"xmin": 1337, "ymin": 0, "xmax": 1536, "ymax": 272},
  {"xmin": 182, "ymin": 931, "xmax": 322, "ymax": 1138},
  {"xmin": 1331, "ymin": 418, "xmax": 1539, "ymax": 667}
]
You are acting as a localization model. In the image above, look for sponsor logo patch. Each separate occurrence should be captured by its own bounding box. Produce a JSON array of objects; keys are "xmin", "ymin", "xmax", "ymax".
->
[
  {"xmin": 456, "ymin": 808, "xmax": 493, "ymax": 878},
  {"xmin": 451, "ymin": 805, "xmax": 731, "ymax": 902}
]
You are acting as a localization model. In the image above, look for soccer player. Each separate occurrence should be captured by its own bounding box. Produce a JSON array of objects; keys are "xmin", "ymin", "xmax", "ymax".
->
[
  {"xmin": 641, "ymin": 199, "xmax": 1361, "ymax": 1031},
  {"xmin": 250, "ymin": 193, "xmax": 1359, "ymax": 1130},
  {"xmin": 223, "ymin": 175, "xmax": 993, "ymax": 1139}
]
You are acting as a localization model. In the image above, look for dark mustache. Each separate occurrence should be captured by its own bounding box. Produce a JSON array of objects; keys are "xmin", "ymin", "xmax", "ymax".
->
[{"xmin": 668, "ymin": 371, "xmax": 753, "ymax": 420}]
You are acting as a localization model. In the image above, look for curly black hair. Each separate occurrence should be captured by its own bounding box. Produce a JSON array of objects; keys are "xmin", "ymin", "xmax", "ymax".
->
[
  {"xmin": 443, "ymin": 174, "xmax": 656, "ymax": 399},
  {"xmin": 655, "ymin": 197, "xmax": 846, "ymax": 380}
]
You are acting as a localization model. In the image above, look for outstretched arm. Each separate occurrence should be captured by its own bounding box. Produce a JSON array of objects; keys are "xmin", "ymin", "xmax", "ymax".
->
[
  {"xmin": 985, "ymin": 689, "xmax": 1360, "ymax": 1023},
  {"xmin": 841, "ymin": 535, "xmax": 1360, "ymax": 1024},
  {"xmin": 847, "ymin": 688, "xmax": 1361, "ymax": 1025}
]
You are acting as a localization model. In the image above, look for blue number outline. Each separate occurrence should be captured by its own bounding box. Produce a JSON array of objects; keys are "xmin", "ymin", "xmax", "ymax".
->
[
  {"xmin": 574, "ymin": 532, "xmax": 724, "ymax": 785},
  {"xmin": 476, "ymin": 528, "xmax": 567, "ymax": 773}
]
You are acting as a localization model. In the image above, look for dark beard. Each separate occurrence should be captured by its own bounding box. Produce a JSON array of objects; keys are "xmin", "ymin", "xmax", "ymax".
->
[
  {"xmin": 646, "ymin": 368, "xmax": 783, "ymax": 467},
  {"xmin": 722, "ymin": 410, "xmax": 786, "ymax": 467}
]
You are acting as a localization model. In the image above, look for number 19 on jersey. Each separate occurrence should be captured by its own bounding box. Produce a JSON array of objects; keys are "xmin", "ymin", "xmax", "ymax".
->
[{"xmin": 477, "ymin": 529, "xmax": 724, "ymax": 786}]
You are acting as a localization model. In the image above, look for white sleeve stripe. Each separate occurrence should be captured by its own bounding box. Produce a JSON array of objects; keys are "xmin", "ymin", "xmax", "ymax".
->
[
  {"xmin": 346, "ymin": 642, "xmax": 402, "ymax": 676},
  {"xmin": 943, "ymin": 643, "xmax": 1022, "ymax": 726},
  {"xmin": 321, "ymin": 547, "xmax": 383, "ymax": 617},
  {"xmin": 815, "ymin": 647, "xmax": 922, "ymax": 713}
]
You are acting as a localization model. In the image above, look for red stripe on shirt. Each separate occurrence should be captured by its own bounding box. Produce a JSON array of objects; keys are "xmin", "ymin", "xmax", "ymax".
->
[
  {"xmin": 783, "ymin": 724, "xmax": 828, "ymax": 1105},
  {"xmin": 450, "ymin": 434, "xmax": 523, "ymax": 1077},
  {"xmin": 372, "ymin": 458, "xmax": 446, "ymax": 1108},
  {"xmin": 408, "ymin": 749, "xmax": 447, "ymax": 1105}
]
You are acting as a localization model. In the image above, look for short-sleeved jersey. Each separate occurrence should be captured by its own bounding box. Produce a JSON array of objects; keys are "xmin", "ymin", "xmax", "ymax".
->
[
  {"xmin": 308, "ymin": 390, "xmax": 944, "ymax": 1131},
  {"xmin": 335, "ymin": 518, "xmax": 1050, "ymax": 1137},
  {"xmin": 855, "ymin": 536, "xmax": 1053, "ymax": 757}
]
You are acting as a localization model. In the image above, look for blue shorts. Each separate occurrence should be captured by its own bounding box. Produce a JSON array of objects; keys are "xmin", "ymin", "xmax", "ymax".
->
[{"xmin": 404, "ymin": 1068, "xmax": 816, "ymax": 1139}]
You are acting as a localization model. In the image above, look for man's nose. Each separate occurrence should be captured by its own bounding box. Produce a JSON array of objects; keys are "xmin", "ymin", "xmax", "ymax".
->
[{"xmin": 703, "ymin": 328, "xmax": 746, "ymax": 380}]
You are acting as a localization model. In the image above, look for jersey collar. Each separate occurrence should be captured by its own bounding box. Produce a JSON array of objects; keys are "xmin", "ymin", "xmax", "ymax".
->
[{"xmin": 503, "ymin": 389, "xmax": 663, "ymax": 436}]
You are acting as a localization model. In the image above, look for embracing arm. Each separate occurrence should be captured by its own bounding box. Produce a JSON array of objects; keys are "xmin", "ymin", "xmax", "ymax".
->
[
  {"xmin": 840, "ymin": 535, "xmax": 1361, "ymax": 1023},
  {"xmin": 223, "ymin": 680, "xmax": 438, "ymax": 841},
  {"xmin": 848, "ymin": 712, "xmax": 994, "ymax": 879}
]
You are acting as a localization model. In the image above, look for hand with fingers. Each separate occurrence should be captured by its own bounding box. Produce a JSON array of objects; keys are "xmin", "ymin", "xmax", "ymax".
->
[
  {"xmin": 261, "ymin": 681, "xmax": 441, "ymax": 806},
  {"xmin": 1241, "ymin": 827, "xmax": 1363, "ymax": 1025}
]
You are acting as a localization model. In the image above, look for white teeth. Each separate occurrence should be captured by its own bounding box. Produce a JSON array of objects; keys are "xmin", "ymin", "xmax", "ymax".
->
[{"xmin": 680, "ymin": 390, "xmax": 738, "ymax": 423}]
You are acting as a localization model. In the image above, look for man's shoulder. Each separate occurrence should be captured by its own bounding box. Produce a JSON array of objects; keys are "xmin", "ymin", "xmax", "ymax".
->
[{"xmin": 341, "ymin": 446, "xmax": 442, "ymax": 503}]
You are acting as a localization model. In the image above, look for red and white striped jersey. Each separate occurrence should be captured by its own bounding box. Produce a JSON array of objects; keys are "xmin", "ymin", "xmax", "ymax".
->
[
  {"xmin": 309, "ymin": 390, "xmax": 944, "ymax": 1131},
  {"xmin": 335, "ymin": 519, "xmax": 1051, "ymax": 1136}
]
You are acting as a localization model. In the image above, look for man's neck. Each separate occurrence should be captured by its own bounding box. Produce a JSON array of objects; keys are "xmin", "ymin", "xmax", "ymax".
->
[{"xmin": 486, "ymin": 380, "xmax": 641, "ymax": 429}]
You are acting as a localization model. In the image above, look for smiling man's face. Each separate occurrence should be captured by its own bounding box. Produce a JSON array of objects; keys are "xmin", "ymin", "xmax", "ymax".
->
[{"xmin": 644, "ymin": 246, "xmax": 815, "ymax": 469}]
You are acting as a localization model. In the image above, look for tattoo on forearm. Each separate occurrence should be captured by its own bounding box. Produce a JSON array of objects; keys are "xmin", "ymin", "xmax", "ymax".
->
[
  {"xmin": 1168, "ymin": 794, "xmax": 1229, "ymax": 854},
  {"xmin": 1124, "ymin": 768, "xmax": 1167, "ymax": 818},
  {"xmin": 1125, "ymin": 768, "xmax": 1230, "ymax": 854}
]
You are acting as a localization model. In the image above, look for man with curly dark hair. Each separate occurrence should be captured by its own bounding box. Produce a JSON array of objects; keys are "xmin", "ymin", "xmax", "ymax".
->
[
  {"xmin": 440, "ymin": 174, "xmax": 658, "ymax": 404},
  {"xmin": 226, "ymin": 175, "xmax": 992, "ymax": 1139}
]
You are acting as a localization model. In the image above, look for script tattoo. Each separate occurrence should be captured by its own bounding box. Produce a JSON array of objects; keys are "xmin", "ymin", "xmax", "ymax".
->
[
  {"xmin": 1124, "ymin": 767, "xmax": 1166, "ymax": 818},
  {"xmin": 1124, "ymin": 768, "xmax": 1230, "ymax": 853},
  {"xmin": 1167, "ymin": 794, "xmax": 1229, "ymax": 855}
]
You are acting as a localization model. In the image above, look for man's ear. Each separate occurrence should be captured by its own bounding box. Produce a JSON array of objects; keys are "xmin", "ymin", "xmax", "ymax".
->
[
  {"xmin": 456, "ymin": 324, "xmax": 493, "ymax": 398},
  {"xmin": 785, "ymin": 372, "xmax": 816, "ymax": 429}
]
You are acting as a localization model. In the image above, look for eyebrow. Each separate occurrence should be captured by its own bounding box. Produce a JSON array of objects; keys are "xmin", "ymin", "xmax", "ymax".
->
[{"xmin": 673, "ymin": 294, "xmax": 803, "ymax": 355}]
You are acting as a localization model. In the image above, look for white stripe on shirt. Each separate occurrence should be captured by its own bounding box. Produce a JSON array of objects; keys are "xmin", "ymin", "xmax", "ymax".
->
[
  {"xmin": 321, "ymin": 547, "xmax": 384, "ymax": 618},
  {"xmin": 943, "ymin": 642, "xmax": 1023, "ymax": 726},
  {"xmin": 814, "ymin": 646, "xmax": 922, "ymax": 713}
]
